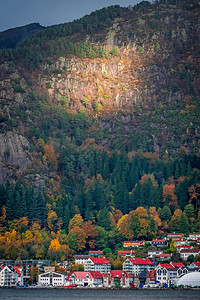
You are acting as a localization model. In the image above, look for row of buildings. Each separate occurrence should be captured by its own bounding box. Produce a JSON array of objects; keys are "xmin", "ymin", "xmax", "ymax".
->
[{"xmin": 1, "ymin": 258, "xmax": 200, "ymax": 288}]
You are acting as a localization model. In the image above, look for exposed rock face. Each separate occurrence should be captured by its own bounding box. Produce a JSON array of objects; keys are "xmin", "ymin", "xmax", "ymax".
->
[{"xmin": 0, "ymin": 132, "xmax": 32, "ymax": 181}]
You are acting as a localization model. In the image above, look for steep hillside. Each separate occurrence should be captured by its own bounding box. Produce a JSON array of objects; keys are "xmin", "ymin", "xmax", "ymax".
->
[
  {"xmin": 0, "ymin": 23, "xmax": 45, "ymax": 49},
  {"xmin": 0, "ymin": 0, "xmax": 200, "ymax": 259}
]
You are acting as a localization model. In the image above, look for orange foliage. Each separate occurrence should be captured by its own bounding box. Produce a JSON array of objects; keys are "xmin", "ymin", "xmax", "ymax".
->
[
  {"xmin": 43, "ymin": 144, "xmax": 59, "ymax": 171},
  {"xmin": 149, "ymin": 207, "xmax": 161, "ymax": 229},
  {"xmin": 71, "ymin": 226, "xmax": 86, "ymax": 251},
  {"xmin": 163, "ymin": 183, "xmax": 178, "ymax": 206},
  {"xmin": 49, "ymin": 238, "xmax": 61, "ymax": 251}
]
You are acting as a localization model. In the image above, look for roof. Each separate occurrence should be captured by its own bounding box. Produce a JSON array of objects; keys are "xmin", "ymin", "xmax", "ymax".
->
[
  {"xmin": 89, "ymin": 257, "xmax": 110, "ymax": 265},
  {"xmin": 171, "ymin": 262, "xmax": 185, "ymax": 268},
  {"xmin": 89, "ymin": 251, "xmax": 103, "ymax": 253},
  {"xmin": 127, "ymin": 258, "xmax": 154, "ymax": 265},
  {"xmin": 118, "ymin": 250, "xmax": 134, "ymax": 254},
  {"xmin": 167, "ymin": 233, "xmax": 183, "ymax": 236},
  {"xmin": 13, "ymin": 266, "xmax": 22, "ymax": 276},
  {"xmin": 154, "ymin": 254, "xmax": 171, "ymax": 258},
  {"xmin": 73, "ymin": 271, "xmax": 103, "ymax": 279},
  {"xmin": 193, "ymin": 262, "xmax": 200, "ymax": 267},
  {"xmin": 180, "ymin": 249, "xmax": 200, "ymax": 253},
  {"xmin": 189, "ymin": 233, "xmax": 200, "ymax": 235},
  {"xmin": 75, "ymin": 255, "xmax": 89, "ymax": 259},
  {"xmin": 160, "ymin": 264, "xmax": 175, "ymax": 269},
  {"xmin": 152, "ymin": 239, "xmax": 166, "ymax": 242},
  {"xmin": 177, "ymin": 245, "xmax": 192, "ymax": 248},
  {"xmin": 110, "ymin": 270, "xmax": 128, "ymax": 278}
]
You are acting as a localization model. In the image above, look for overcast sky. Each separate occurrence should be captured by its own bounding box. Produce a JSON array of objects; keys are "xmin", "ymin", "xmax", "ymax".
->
[{"xmin": 0, "ymin": 0, "xmax": 145, "ymax": 32}]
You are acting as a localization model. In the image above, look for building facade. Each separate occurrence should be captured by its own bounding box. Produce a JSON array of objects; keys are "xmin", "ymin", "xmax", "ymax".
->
[
  {"xmin": 123, "ymin": 258, "xmax": 154, "ymax": 275},
  {"xmin": 84, "ymin": 258, "xmax": 111, "ymax": 274},
  {"xmin": 38, "ymin": 271, "xmax": 66, "ymax": 286}
]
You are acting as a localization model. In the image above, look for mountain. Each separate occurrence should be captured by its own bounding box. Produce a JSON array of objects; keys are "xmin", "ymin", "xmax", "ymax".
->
[
  {"xmin": 0, "ymin": 23, "xmax": 45, "ymax": 49},
  {"xmin": 0, "ymin": 0, "xmax": 199, "ymax": 255}
]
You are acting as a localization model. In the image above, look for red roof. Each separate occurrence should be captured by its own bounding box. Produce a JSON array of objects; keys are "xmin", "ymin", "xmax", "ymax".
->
[
  {"xmin": 73, "ymin": 271, "xmax": 102, "ymax": 279},
  {"xmin": 110, "ymin": 270, "xmax": 128, "ymax": 278},
  {"xmin": 171, "ymin": 262, "xmax": 185, "ymax": 268},
  {"xmin": 13, "ymin": 266, "xmax": 22, "ymax": 277},
  {"xmin": 177, "ymin": 245, "xmax": 192, "ymax": 248},
  {"xmin": 90, "ymin": 257, "xmax": 110, "ymax": 265},
  {"xmin": 160, "ymin": 264, "xmax": 174, "ymax": 269},
  {"xmin": 88, "ymin": 271, "xmax": 103, "ymax": 279},
  {"xmin": 154, "ymin": 254, "xmax": 171, "ymax": 258},
  {"xmin": 128, "ymin": 258, "xmax": 154, "ymax": 265},
  {"xmin": 180, "ymin": 249, "xmax": 200, "ymax": 253},
  {"xmin": 194, "ymin": 262, "xmax": 200, "ymax": 267},
  {"xmin": 152, "ymin": 239, "xmax": 165, "ymax": 242}
]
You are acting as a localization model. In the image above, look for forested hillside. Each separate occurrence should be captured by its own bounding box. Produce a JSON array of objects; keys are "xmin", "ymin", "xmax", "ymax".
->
[{"xmin": 0, "ymin": 0, "xmax": 199, "ymax": 261}]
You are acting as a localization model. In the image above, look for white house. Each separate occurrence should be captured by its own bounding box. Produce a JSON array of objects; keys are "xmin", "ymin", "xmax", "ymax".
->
[
  {"xmin": 189, "ymin": 233, "xmax": 200, "ymax": 240},
  {"xmin": 38, "ymin": 271, "xmax": 66, "ymax": 286},
  {"xmin": 75, "ymin": 255, "xmax": 89, "ymax": 266},
  {"xmin": 155, "ymin": 263, "xmax": 188, "ymax": 287},
  {"xmin": 103, "ymin": 270, "xmax": 131, "ymax": 288},
  {"xmin": 123, "ymin": 258, "xmax": 154, "ymax": 275},
  {"xmin": 180, "ymin": 249, "xmax": 200, "ymax": 260},
  {"xmin": 71, "ymin": 271, "xmax": 103, "ymax": 287},
  {"xmin": 148, "ymin": 248, "xmax": 163, "ymax": 258},
  {"xmin": 84, "ymin": 258, "xmax": 111, "ymax": 274},
  {"xmin": 0, "ymin": 265, "xmax": 22, "ymax": 287}
]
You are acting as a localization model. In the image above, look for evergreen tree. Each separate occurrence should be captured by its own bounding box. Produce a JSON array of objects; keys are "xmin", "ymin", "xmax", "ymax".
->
[
  {"xmin": 6, "ymin": 182, "xmax": 16, "ymax": 221},
  {"xmin": 160, "ymin": 205, "xmax": 172, "ymax": 222},
  {"xmin": 177, "ymin": 212, "xmax": 190, "ymax": 233},
  {"xmin": 35, "ymin": 187, "xmax": 46, "ymax": 225},
  {"xmin": 97, "ymin": 207, "xmax": 111, "ymax": 231}
]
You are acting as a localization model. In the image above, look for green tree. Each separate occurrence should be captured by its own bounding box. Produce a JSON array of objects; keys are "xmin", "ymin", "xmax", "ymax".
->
[{"xmin": 177, "ymin": 212, "xmax": 189, "ymax": 233}]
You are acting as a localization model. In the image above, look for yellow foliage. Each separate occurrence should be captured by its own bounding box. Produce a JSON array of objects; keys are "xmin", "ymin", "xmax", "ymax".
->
[
  {"xmin": 49, "ymin": 238, "xmax": 61, "ymax": 251},
  {"xmin": 117, "ymin": 214, "xmax": 128, "ymax": 230}
]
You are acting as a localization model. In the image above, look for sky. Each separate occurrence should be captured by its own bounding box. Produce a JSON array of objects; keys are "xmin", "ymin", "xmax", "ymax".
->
[{"xmin": 0, "ymin": 0, "xmax": 145, "ymax": 32}]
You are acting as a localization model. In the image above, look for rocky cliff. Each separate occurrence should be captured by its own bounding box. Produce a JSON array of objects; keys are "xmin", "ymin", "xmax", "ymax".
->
[{"xmin": 0, "ymin": 0, "xmax": 200, "ymax": 182}]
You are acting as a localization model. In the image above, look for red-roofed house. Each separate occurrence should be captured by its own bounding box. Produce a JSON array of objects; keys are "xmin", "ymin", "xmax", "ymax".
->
[
  {"xmin": 170, "ymin": 262, "xmax": 185, "ymax": 268},
  {"xmin": 103, "ymin": 270, "xmax": 131, "ymax": 288},
  {"xmin": 166, "ymin": 233, "xmax": 184, "ymax": 241},
  {"xmin": 156, "ymin": 263, "xmax": 188, "ymax": 287},
  {"xmin": 13, "ymin": 266, "xmax": 23, "ymax": 286},
  {"xmin": 71, "ymin": 271, "xmax": 103, "ymax": 287},
  {"xmin": 189, "ymin": 233, "xmax": 200, "ymax": 240},
  {"xmin": 89, "ymin": 251, "xmax": 104, "ymax": 258},
  {"xmin": 180, "ymin": 249, "xmax": 200, "ymax": 260},
  {"xmin": 123, "ymin": 258, "xmax": 154, "ymax": 275},
  {"xmin": 123, "ymin": 241, "xmax": 145, "ymax": 248},
  {"xmin": 154, "ymin": 253, "xmax": 172, "ymax": 261},
  {"xmin": 0, "ymin": 265, "xmax": 23, "ymax": 287},
  {"xmin": 176, "ymin": 245, "xmax": 193, "ymax": 253},
  {"xmin": 151, "ymin": 239, "xmax": 167, "ymax": 247},
  {"xmin": 118, "ymin": 250, "xmax": 135, "ymax": 258},
  {"xmin": 84, "ymin": 258, "xmax": 111, "ymax": 274}
]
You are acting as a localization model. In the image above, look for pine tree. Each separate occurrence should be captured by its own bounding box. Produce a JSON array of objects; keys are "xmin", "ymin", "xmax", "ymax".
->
[
  {"xmin": 97, "ymin": 207, "xmax": 111, "ymax": 231},
  {"xmin": 177, "ymin": 212, "xmax": 190, "ymax": 233},
  {"xmin": 35, "ymin": 187, "xmax": 46, "ymax": 225},
  {"xmin": 6, "ymin": 182, "xmax": 16, "ymax": 220}
]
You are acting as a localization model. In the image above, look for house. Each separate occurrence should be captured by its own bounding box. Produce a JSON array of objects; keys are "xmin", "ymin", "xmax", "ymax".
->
[
  {"xmin": 180, "ymin": 249, "xmax": 200, "ymax": 260},
  {"xmin": 84, "ymin": 258, "xmax": 111, "ymax": 274},
  {"xmin": 174, "ymin": 238, "xmax": 188, "ymax": 246},
  {"xmin": 148, "ymin": 248, "xmax": 163, "ymax": 258},
  {"xmin": 13, "ymin": 266, "xmax": 23, "ymax": 286},
  {"xmin": 103, "ymin": 270, "xmax": 130, "ymax": 288},
  {"xmin": 75, "ymin": 255, "xmax": 89, "ymax": 265},
  {"xmin": 166, "ymin": 233, "xmax": 184, "ymax": 241},
  {"xmin": 118, "ymin": 250, "xmax": 135, "ymax": 258},
  {"xmin": 154, "ymin": 253, "xmax": 172, "ymax": 261},
  {"xmin": 188, "ymin": 262, "xmax": 200, "ymax": 271},
  {"xmin": 0, "ymin": 265, "xmax": 22, "ymax": 287},
  {"xmin": 189, "ymin": 233, "xmax": 200, "ymax": 240},
  {"xmin": 176, "ymin": 245, "xmax": 193, "ymax": 253},
  {"xmin": 123, "ymin": 241, "xmax": 145, "ymax": 248},
  {"xmin": 151, "ymin": 239, "xmax": 167, "ymax": 247},
  {"xmin": 71, "ymin": 271, "xmax": 103, "ymax": 287},
  {"xmin": 38, "ymin": 271, "xmax": 66, "ymax": 286},
  {"xmin": 89, "ymin": 251, "xmax": 103, "ymax": 258},
  {"xmin": 155, "ymin": 263, "xmax": 188, "ymax": 287},
  {"xmin": 123, "ymin": 258, "xmax": 154, "ymax": 275}
]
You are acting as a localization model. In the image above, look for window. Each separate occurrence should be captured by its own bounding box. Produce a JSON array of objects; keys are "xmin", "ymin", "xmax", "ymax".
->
[{"xmin": 157, "ymin": 269, "xmax": 161, "ymax": 275}]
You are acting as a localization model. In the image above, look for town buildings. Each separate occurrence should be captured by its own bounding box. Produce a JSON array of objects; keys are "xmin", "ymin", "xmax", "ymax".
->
[
  {"xmin": 123, "ymin": 258, "xmax": 154, "ymax": 275},
  {"xmin": 84, "ymin": 257, "xmax": 111, "ymax": 274},
  {"xmin": 71, "ymin": 271, "xmax": 103, "ymax": 287},
  {"xmin": 38, "ymin": 271, "xmax": 66, "ymax": 286}
]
